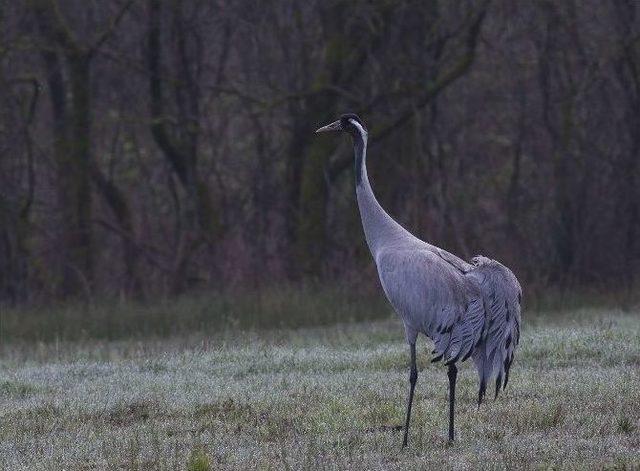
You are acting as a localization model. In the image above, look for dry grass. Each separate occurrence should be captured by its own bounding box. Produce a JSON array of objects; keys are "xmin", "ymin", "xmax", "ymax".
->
[
  {"xmin": 0, "ymin": 283, "xmax": 390, "ymax": 343},
  {"xmin": 1, "ymin": 306, "xmax": 639, "ymax": 470}
]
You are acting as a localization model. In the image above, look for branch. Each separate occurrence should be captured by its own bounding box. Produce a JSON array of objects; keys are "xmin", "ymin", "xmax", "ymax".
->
[
  {"xmin": 94, "ymin": 218, "xmax": 172, "ymax": 273},
  {"xmin": 147, "ymin": 0, "xmax": 189, "ymax": 185},
  {"xmin": 9, "ymin": 77, "xmax": 40, "ymax": 219},
  {"xmin": 42, "ymin": 0, "xmax": 81, "ymax": 52},
  {"xmin": 89, "ymin": 0, "xmax": 136, "ymax": 57},
  {"xmin": 371, "ymin": 5, "xmax": 488, "ymax": 144},
  {"xmin": 327, "ymin": 3, "xmax": 490, "ymax": 181}
]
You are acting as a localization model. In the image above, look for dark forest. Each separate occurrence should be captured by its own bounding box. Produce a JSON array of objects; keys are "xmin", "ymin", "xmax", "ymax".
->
[{"xmin": 1, "ymin": 0, "xmax": 638, "ymax": 304}]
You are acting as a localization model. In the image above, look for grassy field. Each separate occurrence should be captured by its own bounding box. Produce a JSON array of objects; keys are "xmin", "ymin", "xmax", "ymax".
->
[{"xmin": 1, "ymin": 300, "xmax": 639, "ymax": 469}]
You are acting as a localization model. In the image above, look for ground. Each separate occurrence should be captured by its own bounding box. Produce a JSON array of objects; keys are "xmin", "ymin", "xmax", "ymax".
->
[{"xmin": 1, "ymin": 305, "xmax": 639, "ymax": 470}]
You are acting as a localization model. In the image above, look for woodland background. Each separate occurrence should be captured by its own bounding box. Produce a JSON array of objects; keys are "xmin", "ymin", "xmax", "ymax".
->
[{"xmin": 1, "ymin": 0, "xmax": 639, "ymax": 306}]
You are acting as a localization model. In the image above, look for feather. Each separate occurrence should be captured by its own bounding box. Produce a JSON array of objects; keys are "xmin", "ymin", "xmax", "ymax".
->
[
  {"xmin": 494, "ymin": 372, "xmax": 503, "ymax": 399},
  {"xmin": 478, "ymin": 377, "xmax": 487, "ymax": 407},
  {"xmin": 469, "ymin": 257, "xmax": 521, "ymax": 403}
]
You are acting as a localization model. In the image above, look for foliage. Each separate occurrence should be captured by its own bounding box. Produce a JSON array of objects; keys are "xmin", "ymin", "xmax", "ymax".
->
[
  {"xmin": 0, "ymin": 282, "xmax": 390, "ymax": 343},
  {"xmin": 187, "ymin": 449, "xmax": 211, "ymax": 471},
  {"xmin": 0, "ymin": 1, "xmax": 638, "ymax": 303}
]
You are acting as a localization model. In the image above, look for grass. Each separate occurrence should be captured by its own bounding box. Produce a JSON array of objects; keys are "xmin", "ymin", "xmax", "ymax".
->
[
  {"xmin": 0, "ymin": 283, "xmax": 390, "ymax": 343},
  {"xmin": 0, "ymin": 297, "xmax": 639, "ymax": 469}
]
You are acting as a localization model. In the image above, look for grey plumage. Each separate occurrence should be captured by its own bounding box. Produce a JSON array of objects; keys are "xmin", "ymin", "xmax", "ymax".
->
[{"xmin": 316, "ymin": 114, "xmax": 522, "ymax": 446}]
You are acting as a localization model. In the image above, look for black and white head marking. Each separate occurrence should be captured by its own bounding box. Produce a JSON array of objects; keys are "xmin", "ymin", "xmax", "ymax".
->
[
  {"xmin": 315, "ymin": 113, "xmax": 368, "ymax": 185},
  {"xmin": 339, "ymin": 113, "xmax": 367, "ymax": 137}
]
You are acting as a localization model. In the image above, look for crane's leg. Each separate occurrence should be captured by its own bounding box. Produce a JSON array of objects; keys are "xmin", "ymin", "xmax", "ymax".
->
[
  {"xmin": 402, "ymin": 342, "xmax": 418, "ymax": 448},
  {"xmin": 447, "ymin": 363, "xmax": 458, "ymax": 441}
]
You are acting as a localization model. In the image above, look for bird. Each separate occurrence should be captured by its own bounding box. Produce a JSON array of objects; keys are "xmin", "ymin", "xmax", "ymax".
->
[{"xmin": 316, "ymin": 113, "xmax": 522, "ymax": 447}]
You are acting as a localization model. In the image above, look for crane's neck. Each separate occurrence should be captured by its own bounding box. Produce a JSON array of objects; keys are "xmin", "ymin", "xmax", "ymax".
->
[{"xmin": 350, "ymin": 121, "xmax": 417, "ymax": 256}]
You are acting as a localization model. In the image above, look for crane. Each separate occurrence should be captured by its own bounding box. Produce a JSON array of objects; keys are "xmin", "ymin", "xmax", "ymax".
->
[{"xmin": 316, "ymin": 113, "xmax": 522, "ymax": 447}]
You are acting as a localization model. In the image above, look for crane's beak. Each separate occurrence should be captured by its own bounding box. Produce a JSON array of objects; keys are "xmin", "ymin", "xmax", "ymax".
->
[{"xmin": 315, "ymin": 120, "xmax": 342, "ymax": 133}]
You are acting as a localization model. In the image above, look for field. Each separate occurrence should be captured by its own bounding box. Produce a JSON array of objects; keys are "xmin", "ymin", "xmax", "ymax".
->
[{"xmin": 1, "ymin": 291, "xmax": 639, "ymax": 470}]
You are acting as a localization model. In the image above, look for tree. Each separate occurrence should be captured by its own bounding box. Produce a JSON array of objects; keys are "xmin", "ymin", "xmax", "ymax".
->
[{"xmin": 32, "ymin": 0, "xmax": 133, "ymax": 297}]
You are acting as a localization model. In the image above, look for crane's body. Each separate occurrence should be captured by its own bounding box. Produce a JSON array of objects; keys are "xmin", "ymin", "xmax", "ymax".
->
[{"xmin": 316, "ymin": 114, "xmax": 522, "ymax": 447}]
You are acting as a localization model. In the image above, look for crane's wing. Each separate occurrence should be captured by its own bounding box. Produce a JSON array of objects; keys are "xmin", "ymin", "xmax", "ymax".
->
[
  {"xmin": 375, "ymin": 249, "xmax": 470, "ymax": 344},
  {"xmin": 431, "ymin": 292, "xmax": 485, "ymax": 365},
  {"xmin": 467, "ymin": 256, "xmax": 522, "ymax": 404},
  {"xmin": 430, "ymin": 255, "xmax": 522, "ymax": 404},
  {"xmin": 377, "ymin": 248, "xmax": 521, "ymax": 405},
  {"xmin": 433, "ymin": 246, "xmax": 473, "ymax": 274}
]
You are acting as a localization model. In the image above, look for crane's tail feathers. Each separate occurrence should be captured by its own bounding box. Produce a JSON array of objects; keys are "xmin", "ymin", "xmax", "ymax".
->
[
  {"xmin": 432, "ymin": 297, "xmax": 485, "ymax": 366},
  {"xmin": 478, "ymin": 377, "xmax": 487, "ymax": 407},
  {"xmin": 469, "ymin": 256, "xmax": 522, "ymax": 402},
  {"xmin": 503, "ymin": 354, "xmax": 513, "ymax": 389},
  {"xmin": 430, "ymin": 256, "xmax": 522, "ymax": 403},
  {"xmin": 494, "ymin": 372, "xmax": 503, "ymax": 400}
]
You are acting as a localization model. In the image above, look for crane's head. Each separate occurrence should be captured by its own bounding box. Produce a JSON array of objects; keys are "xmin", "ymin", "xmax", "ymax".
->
[{"xmin": 315, "ymin": 113, "xmax": 367, "ymax": 138}]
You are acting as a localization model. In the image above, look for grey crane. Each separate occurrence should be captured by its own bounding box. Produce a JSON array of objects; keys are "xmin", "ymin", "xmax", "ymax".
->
[{"xmin": 316, "ymin": 114, "xmax": 522, "ymax": 447}]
